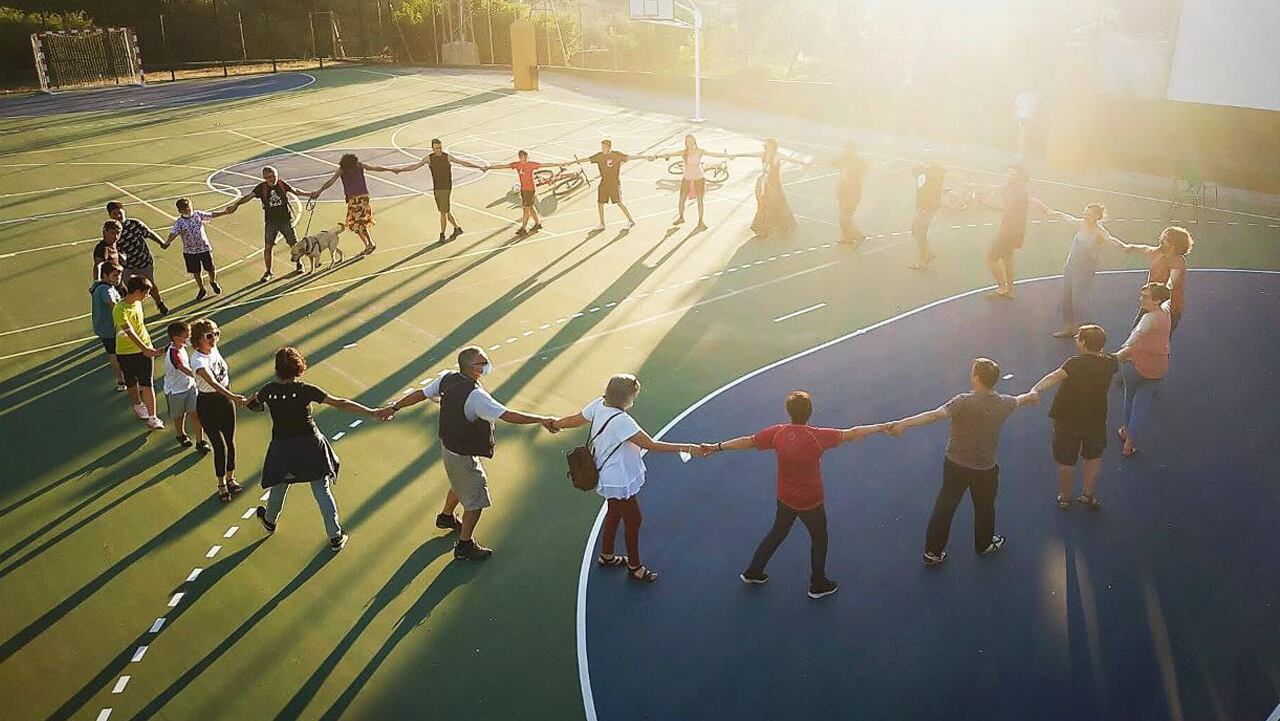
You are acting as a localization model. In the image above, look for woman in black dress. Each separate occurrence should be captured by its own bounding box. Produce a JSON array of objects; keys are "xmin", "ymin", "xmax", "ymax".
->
[
  {"xmin": 250, "ymin": 347, "xmax": 383, "ymax": 552},
  {"xmin": 750, "ymin": 138, "xmax": 799, "ymax": 239}
]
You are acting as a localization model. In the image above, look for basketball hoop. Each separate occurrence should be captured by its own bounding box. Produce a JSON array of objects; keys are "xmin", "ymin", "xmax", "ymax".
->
[{"xmin": 629, "ymin": 0, "xmax": 705, "ymax": 122}]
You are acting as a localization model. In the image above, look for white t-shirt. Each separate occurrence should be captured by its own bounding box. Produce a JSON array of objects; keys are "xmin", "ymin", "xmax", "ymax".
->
[
  {"xmin": 421, "ymin": 370, "xmax": 507, "ymax": 422},
  {"xmin": 191, "ymin": 346, "xmax": 230, "ymax": 394},
  {"xmin": 163, "ymin": 344, "xmax": 197, "ymax": 395},
  {"xmin": 581, "ymin": 397, "xmax": 645, "ymax": 500}
]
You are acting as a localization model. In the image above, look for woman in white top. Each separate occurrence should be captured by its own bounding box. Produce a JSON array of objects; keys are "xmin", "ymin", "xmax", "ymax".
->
[
  {"xmin": 189, "ymin": 317, "xmax": 249, "ymax": 501},
  {"xmin": 657, "ymin": 135, "xmax": 732, "ymax": 231},
  {"xmin": 1043, "ymin": 203, "xmax": 1130, "ymax": 337},
  {"xmin": 551, "ymin": 374, "xmax": 707, "ymax": 583}
]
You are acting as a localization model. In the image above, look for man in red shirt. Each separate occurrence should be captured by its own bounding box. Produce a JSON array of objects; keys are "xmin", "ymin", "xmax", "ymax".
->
[
  {"xmin": 486, "ymin": 150, "xmax": 560, "ymax": 236},
  {"xmin": 707, "ymin": 391, "xmax": 890, "ymax": 599}
]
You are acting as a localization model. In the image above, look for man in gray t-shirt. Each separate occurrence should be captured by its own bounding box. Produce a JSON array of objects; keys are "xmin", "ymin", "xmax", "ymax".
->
[{"xmin": 889, "ymin": 358, "xmax": 1038, "ymax": 565}]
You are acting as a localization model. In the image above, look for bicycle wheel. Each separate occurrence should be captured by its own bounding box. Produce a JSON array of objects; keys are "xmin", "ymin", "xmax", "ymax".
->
[
  {"xmin": 706, "ymin": 165, "xmax": 730, "ymax": 184},
  {"xmin": 667, "ymin": 160, "xmax": 685, "ymax": 176},
  {"xmin": 552, "ymin": 173, "xmax": 587, "ymax": 197},
  {"xmin": 532, "ymin": 168, "xmax": 555, "ymax": 184},
  {"xmin": 941, "ymin": 188, "xmax": 968, "ymax": 211}
]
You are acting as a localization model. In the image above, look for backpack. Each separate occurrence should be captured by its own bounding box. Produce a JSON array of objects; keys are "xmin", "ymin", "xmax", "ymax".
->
[{"xmin": 566, "ymin": 411, "xmax": 626, "ymax": 492}]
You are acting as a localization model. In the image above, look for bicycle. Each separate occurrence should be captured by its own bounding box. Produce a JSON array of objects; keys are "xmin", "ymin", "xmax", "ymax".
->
[
  {"xmin": 532, "ymin": 159, "xmax": 590, "ymax": 198},
  {"xmin": 940, "ymin": 174, "xmax": 1004, "ymax": 211},
  {"xmin": 665, "ymin": 155, "xmax": 731, "ymax": 184}
]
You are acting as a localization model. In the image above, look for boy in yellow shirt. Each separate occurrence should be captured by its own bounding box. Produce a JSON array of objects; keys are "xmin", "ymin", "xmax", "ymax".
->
[{"xmin": 113, "ymin": 276, "xmax": 165, "ymax": 429}]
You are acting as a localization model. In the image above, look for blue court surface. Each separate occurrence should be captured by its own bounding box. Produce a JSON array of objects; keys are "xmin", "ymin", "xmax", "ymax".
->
[
  {"xmin": 0, "ymin": 72, "xmax": 313, "ymax": 116},
  {"xmin": 580, "ymin": 270, "xmax": 1280, "ymax": 721}
]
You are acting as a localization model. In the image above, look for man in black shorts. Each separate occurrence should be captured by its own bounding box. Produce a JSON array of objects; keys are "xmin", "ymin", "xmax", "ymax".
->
[
  {"xmin": 1030, "ymin": 324, "xmax": 1119, "ymax": 509},
  {"xmin": 107, "ymin": 202, "xmax": 169, "ymax": 315},
  {"xmin": 405, "ymin": 138, "xmax": 485, "ymax": 243},
  {"xmin": 226, "ymin": 165, "xmax": 319, "ymax": 282},
  {"xmin": 582, "ymin": 139, "xmax": 639, "ymax": 231}
]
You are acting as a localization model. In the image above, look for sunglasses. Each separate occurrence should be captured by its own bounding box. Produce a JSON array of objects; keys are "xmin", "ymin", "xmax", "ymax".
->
[{"xmin": 204, "ymin": 330, "xmax": 221, "ymax": 339}]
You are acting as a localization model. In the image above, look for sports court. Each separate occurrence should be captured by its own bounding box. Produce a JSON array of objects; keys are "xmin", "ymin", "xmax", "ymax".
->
[{"xmin": 2, "ymin": 2, "xmax": 1279, "ymax": 721}]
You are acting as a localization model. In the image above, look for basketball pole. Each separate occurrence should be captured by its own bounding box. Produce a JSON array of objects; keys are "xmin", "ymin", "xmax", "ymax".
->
[{"xmin": 675, "ymin": 0, "xmax": 704, "ymax": 122}]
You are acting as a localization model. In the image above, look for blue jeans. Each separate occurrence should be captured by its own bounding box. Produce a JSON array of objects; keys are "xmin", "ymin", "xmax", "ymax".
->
[
  {"xmin": 1121, "ymin": 363, "xmax": 1160, "ymax": 447},
  {"xmin": 1061, "ymin": 262, "xmax": 1095, "ymax": 327},
  {"xmin": 265, "ymin": 479, "xmax": 342, "ymax": 539}
]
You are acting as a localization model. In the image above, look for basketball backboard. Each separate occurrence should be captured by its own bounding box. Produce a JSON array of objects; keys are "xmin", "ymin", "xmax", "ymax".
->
[{"xmin": 629, "ymin": 0, "xmax": 676, "ymax": 23}]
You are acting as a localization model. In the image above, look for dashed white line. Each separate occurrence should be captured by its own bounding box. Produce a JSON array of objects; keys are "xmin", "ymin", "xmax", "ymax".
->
[
  {"xmin": 149, "ymin": 618, "xmax": 166, "ymax": 634},
  {"xmin": 130, "ymin": 646, "xmax": 148, "ymax": 663},
  {"xmin": 773, "ymin": 303, "xmax": 827, "ymax": 323},
  {"xmin": 505, "ymin": 337, "xmax": 518, "ymax": 343},
  {"xmin": 205, "ymin": 545, "xmax": 222, "ymax": 558},
  {"xmin": 342, "ymin": 343, "xmax": 358, "ymax": 349},
  {"xmin": 167, "ymin": 593, "xmax": 184, "ymax": 608},
  {"xmin": 95, "ymin": 709, "xmax": 112, "ymax": 721},
  {"xmin": 489, "ymin": 344, "xmax": 502, "ymax": 350},
  {"xmin": 185, "ymin": 567, "xmax": 203, "ymax": 581},
  {"xmin": 349, "ymin": 419, "xmax": 362, "ymax": 428},
  {"xmin": 112, "ymin": 676, "xmax": 130, "ymax": 694},
  {"xmin": 332, "ymin": 431, "xmax": 346, "ymax": 441},
  {"xmin": 223, "ymin": 526, "xmax": 238, "ymax": 539},
  {"xmin": 259, "ymin": 491, "xmax": 270, "ymax": 502},
  {"xmin": 241, "ymin": 507, "xmax": 256, "ymax": 519}
]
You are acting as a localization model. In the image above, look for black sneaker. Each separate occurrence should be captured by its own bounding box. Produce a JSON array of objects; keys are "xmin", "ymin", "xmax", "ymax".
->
[
  {"xmin": 452, "ymin": 226, "xmax": 463, "ymax": 237},
  {"xmin": 211, "ymin": 282, "xmax": 222, "ymax": 295},
  {"xmin": 807, "ymin": 578, "xmax": 840, "ymax": 599},
  {"xmin": 980, "ymin": 535, "xmax": 1006, "ymax": 555},
  {"xmin": 329, "ymin": 532, "xmax": 349, "ymax": 552},
  {"xmin": 260, "ymin": 272, "xmax": 273, "ymax": 283},
  {"xmin": 454, "ymin": 538, "xmax": 493, "ymax": 561},
  {"xmin": 294, "ymin": 261, "xmax": 304, "ymax": 273},
  {"xmin": 435, "ymin": 512, "xmax": 462, "ymax": 532},
  {"xmin": 923, "ymin": 550, "xmax": 948, "ymax": 566},
  {"xmin": 530, "ymin": 223, "xmax": 543, "ymax": 233},
  {"xmin": 514, "ymin": 227, "xmax": 528, "ymax": 236},
  {"xmin": 255, "ymin": 505, "xmax": 276, "ymax": 534},
  {"xmin": 176, "ymin": 434, "xmax": 193, "ymax": 448},
  {"xmin": 157, "ymin": 302, "xmax": 170, "ymax": 316},
  {"xmin": 740, "ymin": 570, "xmax": 769, "ymax": 585},
  {"xmin": 195, "ymin": 439, "xmax": 211, "ymax": 454},
  {"xmin": 438, "ymin": 232, "xmax": 447, "ymax": 243},
  {"xmin": 195, "ymin": 288, "xmax": 208, "ymax": 301}
]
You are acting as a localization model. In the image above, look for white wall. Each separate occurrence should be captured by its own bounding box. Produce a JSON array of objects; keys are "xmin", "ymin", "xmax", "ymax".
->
[{"xmin": 1166, "ymin": 0, "xmax": 1280, "ymax": 111}]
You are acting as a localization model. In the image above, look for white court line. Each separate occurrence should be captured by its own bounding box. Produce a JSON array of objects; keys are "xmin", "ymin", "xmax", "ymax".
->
[
  {"xmin": 223, "ymin": 526, "xmax": 239, "ymax": 538},
  {"xmin": 148, "ymin": 618, "xmax": 165, "ymax": 634},
  {"xmin": 130, "ymin": 646, "xmax": 148, "ymax": 663},
  {"xmin": 574, "ymin": 267, "xmax": 1280, "ymax": 721},
  {"xmin": 1266, "ymin": 701, "xmax": 1280, "ymax": 721},
  {"xmin": 111, "ymin": 676, "xmax": 129, "ymax": 694},
  {"xmin": 94, "ymin": 709, "xmax": 111, "ymax": 721},
  {"xmin": 106, "ymin": 182, "xmax": 176, "ymax": 221},
  {"xmin": 773, "ymin": 303, "xmax": 826, "ymax": 322},
  {"xmin": 205, "ymin": 545, "xmax": 221, "ymax": 558},
  {"xmin": 166, "ymin": 592, "xmax": 184, "ymax": 608}
]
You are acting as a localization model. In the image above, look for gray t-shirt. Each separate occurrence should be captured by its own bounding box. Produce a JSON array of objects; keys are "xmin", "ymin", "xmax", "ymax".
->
[{"xmin": 943, "ymin": 391, "xmax": 1018, "ymax": 470}]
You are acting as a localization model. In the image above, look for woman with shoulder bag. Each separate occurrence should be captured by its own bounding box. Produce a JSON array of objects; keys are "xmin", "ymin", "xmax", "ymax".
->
[{"xmin": 552, "ymin": 374, "xmax": 706, "ymax": 583}]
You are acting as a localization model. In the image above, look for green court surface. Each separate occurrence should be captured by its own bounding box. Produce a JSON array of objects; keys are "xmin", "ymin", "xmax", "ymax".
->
[{"xmin": 1, "ymin": 67, "xmax": 1277, "ymax": 721}]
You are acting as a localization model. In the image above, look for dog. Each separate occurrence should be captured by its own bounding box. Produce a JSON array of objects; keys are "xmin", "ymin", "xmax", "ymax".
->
[{"xmin": 291, "ymin": 225, "xmax": 344, "ymax": 272}]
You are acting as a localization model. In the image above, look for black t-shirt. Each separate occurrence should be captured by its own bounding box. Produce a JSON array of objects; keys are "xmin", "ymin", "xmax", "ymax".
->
[
  {"xmin": 428, "ymin": 153, "xmax": 452, "ymax": 191},
  {"xmin": 589, "ymin": 151, "xmax": 628, "ymax": 187},
  {"xmin": 914, "ymin": 163, "xmax": 945, "ymax": 210},
  {"xmin": 257, "ymin": 381, "xmax": 327, "ymax": 438},
  {"xmin": 117, "ymin": 218, "xmax": 154, "ymax": 268},
  {"xmin": 999, "ymin": 179, "xmax": 1030, "ymax": 239},
  {"xmin": 1049, "ymin": 353, "xmax": 1120, "ymax": 424},
  {"xmin": 253, "ymin": 180, "xmax": 295, "ymax": 223}
]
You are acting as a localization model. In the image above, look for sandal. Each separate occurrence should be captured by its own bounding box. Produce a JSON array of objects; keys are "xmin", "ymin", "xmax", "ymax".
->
[
  {"xmin": 226, "ymin": 478, "xmax": 244, "ymax": 495},
  {"xmin": 217, "ymin": 481, "xmax": 232, "ymax": 503},
  {"xmin": 1076, "ymin": 494, "xmax": 1102, "ymax": 509},
  {"xmin": 628, "ymin": 565, "xmax": 658, "ymax": 583},
  {"xmin": 1057, "ymin": 494, "xmax": 1072, "ymax": 510},
  {"xmin": 597, "ymin": 554, "xmax": 627, "ymax": 568},
  {"xmin": 1122, "ymin": 444, "xmax": 1137, "ymax": 458},
  {"xmin": 1117, "ymin": 427, "xmax": 1128, "ymax": 442}
]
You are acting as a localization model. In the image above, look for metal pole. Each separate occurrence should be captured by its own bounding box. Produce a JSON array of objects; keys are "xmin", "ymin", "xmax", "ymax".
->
[
  {"xmin": 676, "ymin": 1, "xmax": 704, "ymax": 122},
  {"xmin": 310, "ymin": 12, "xmax": 322, "ymax": 68},
  {"xmin": 159, "ymin": 13, "xmax": 176, "ymax": 81},
  {"xmin": 576, "ymin": 0, "xmax": 583, "ymax": 67},
  {"xmin": 265, "ymin": 4, "xmax": 277, "ymax": 72},
  {"xmin": 429, "ymin": 5, "xmax": 438, "ymax": 64},
  {"xmin": 212, "ymin": 0, "xmax": 228, "ymax": 76},
  {"xmin": 485, "ymin": 0, "xmax": 494, "ymax": 64},
  {"xmin": 238, "ymin": 11, "xmax": 247, "ymax": 62}
]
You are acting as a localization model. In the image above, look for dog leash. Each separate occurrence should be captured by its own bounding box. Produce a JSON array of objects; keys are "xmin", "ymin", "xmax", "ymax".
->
[{"xmin": 301, "ymin": 196, "xmax": 317, "ymax": 238}]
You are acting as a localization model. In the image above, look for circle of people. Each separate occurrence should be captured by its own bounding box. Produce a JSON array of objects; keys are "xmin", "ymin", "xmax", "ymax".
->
[{"xmin": 87, "ymin": 134, "xmax": 1194, "ymax": 587}]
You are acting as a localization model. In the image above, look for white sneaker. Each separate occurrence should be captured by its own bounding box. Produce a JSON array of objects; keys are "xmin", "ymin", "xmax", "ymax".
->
[
  {"xmin": 133, "ymin": 404, "xmax": 149, "ymax": 420},
  {"xmin": 146, "ymin": 416, "xmax": 166, "ymax": 430},
  {"xmin": 593, "ymin": 224, "xmax": 606, "ymax": 231}
]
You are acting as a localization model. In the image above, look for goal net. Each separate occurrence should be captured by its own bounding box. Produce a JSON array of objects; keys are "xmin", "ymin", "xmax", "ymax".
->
[{"xmin": 31, "ymin": 28, "xmax": 144, "ymax": 93}]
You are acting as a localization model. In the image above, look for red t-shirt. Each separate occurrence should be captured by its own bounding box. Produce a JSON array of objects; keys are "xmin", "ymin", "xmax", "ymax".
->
[
  {"xmin": 752, "ymin": 423, "xmax": 842, "ymax": 510},
  {"xmin": 508, "ymin": 160, "xmax": 542, "ymax": 191}
]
